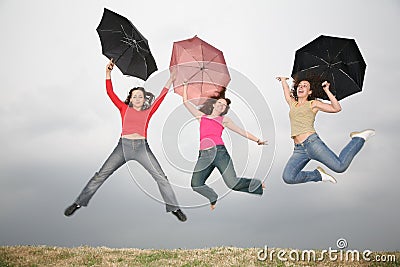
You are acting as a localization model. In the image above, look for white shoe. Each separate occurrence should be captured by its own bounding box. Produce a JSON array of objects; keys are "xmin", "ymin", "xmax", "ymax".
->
[
  {"xmin": 350, "ymin": 129, "xmax": 376, "ymax": 141},
  {"xmin": 317, "ymin": 167, "xmax": 337, "ymax": 184}
]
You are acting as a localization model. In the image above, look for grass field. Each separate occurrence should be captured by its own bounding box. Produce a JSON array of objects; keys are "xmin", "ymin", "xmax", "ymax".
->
[{"xmin": 0, "ymin": 246, "xmax": 398, "ymax": 267}]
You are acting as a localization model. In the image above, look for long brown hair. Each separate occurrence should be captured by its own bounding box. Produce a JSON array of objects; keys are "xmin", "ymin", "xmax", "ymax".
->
[
  {"xmin": 124, "ymin": 87, "xmax": 155, "ymax": 110},
  {"xmin": 199, "ymin": 97, "xmax": 231, "ymax": 116}
]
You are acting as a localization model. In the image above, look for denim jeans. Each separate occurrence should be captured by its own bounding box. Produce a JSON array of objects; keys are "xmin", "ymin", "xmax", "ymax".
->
[
  {"xmin": 282, "ymin": 133, "xmax": 365, "ymax": 184},
  {"xmin": 191, "ymin": 145, "xmax": 263, "ymax": 204},
  {"xmin": 74, "ymin": 138, "xmax": 180, "ymax": 212}
]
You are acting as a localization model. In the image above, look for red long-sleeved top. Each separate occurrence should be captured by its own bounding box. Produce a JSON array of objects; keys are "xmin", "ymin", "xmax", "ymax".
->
[{"xmin": 106, "ymin": 79, "xmax": 168, "ymax": 138}]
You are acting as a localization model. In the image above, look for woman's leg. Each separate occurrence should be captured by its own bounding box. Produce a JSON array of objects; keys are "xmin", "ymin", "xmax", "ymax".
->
[
  {"xmin": 135, "ymin": 141, "xmax": 181, "ymax": 212},
  {"xmin": 215, "ymin": 148, "xmax": 263, "ymax": 195},
  {"xmin": 307, "ymin": 136, "xmax": 365, "ymax": 173},
  {"xmin": 75, "ymin": 139, "xmax": 126, "ymax": 207},
  {"xmin": 282, "ymin": 145, "xmax": 320, "ymax": 184},
  {"xmin": 191, "ymin": 150, "xmax": 218, "ymax": 205}
]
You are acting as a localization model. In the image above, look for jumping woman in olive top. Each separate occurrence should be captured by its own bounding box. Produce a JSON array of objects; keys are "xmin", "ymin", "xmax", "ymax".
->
[{"xmin": 276, "ymin": 77, "xmax": 375, "ymax": 184}]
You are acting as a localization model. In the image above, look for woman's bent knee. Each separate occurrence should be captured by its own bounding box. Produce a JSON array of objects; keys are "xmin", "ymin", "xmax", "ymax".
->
[{"xmin": 282, "ymin": 174, "xmax": 296, "ymax": 184}]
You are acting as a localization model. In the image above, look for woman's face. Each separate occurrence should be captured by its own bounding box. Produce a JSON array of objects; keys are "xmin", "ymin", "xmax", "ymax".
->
[
  {"xmin": 130, "ymin": 90, "xmax": 145, "ymax": 109},
  {"xmin": 213, "ymin": 99, "xmax": 228, "ymax": 114},
  {"xmin": 296, "ymin": 81, "xmax": 312, "ymax": 99}
]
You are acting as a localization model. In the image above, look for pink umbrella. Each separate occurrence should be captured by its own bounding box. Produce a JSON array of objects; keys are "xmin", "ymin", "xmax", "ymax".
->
[{"xmin": 170, "ymin": 36, "xmax": 231, "ymax": 104}]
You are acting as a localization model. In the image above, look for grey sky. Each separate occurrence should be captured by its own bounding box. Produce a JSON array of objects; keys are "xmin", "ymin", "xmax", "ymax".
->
[{"xmin": 0, "ymin": 0, "xmax": 399, "ymax": 251}]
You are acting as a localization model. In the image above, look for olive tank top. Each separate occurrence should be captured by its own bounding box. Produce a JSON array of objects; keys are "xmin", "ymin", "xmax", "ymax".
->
[{"xmin": 289, "ymin": 100, "xmax": 316, "ymax": 138}]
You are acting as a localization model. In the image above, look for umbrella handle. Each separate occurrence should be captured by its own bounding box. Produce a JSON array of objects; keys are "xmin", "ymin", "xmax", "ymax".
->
[
  {"xmin": 107, "ymin": 59, "xmax": 115, "ymax": 71},
  {"xmin": 113, "ymin": 45, "xmax": 131, "ymax": 65}
]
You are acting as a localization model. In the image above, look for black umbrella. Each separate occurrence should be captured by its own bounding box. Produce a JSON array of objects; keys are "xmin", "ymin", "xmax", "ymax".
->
[
  {"xmin": 96, "ymin": 8, "xmax": 157, "ymax": 80},
  {"xmin": 291, "ymin": 35, "xmax": 366, "ymax": 100}
]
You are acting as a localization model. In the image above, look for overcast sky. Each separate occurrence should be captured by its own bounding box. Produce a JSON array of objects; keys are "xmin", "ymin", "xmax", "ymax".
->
[{"xmin": 0, "ymin": 0, "xmax": 399, "ymax": 251}]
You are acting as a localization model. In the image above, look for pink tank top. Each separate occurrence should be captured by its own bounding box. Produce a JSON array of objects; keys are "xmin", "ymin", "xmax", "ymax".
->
[{"xmin": 199, "ymin": 115, "xmax": 225, "ymax": 150}]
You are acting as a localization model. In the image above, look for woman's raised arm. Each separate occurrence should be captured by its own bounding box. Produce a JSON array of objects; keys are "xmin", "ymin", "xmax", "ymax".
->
[
  {"xmin": 182, "ymin": 82, "xmax": 205, "ymax": 119},
  {"xmin": 276, "ymin": 76, "xmax": 293, "ymax": 106},
  {"xmin": 313, "ymin": 81, "xmax": 342, "ymax": 113}
]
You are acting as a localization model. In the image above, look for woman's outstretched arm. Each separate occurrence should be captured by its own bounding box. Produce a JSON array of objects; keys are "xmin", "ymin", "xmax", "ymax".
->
[{"xmin": 223, "ymin": 117, "xmax": 267, "ymax": 145}]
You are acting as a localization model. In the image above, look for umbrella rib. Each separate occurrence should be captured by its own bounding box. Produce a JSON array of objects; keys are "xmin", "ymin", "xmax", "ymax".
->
[
  {"xmin": 179, "ymin": 46, "xmax": 203, "ymax": 67},
  {"xmin": 346, "ymin": 60, "xmax": 364, "ymax": 66},
  {"xmin": 136, "ymin": 40, "xmax": 150, "ymax": 53},
  {"xmin": 187, "ymin": 57, "xmax": 222, "ymax": 82},
  {"xmin": 201, "ymin": 66, "xmax": 204, "ymax": 93},
  {"xmin": 337, "ymin": 68, "xmax": 360, "ymax": 88},
  {"xmin": 120, "ymin": 38, "xmax": 150, "ymax": 54},
  {"xmin": 330, "ymin": 61, "xmax": 342, "ymax": 67},
  {"xmin": 301, "ymin": 51, "xmax": 329, "ymax": 65},
  {"xmin": 331, "ymin": 42, "xmax": 350, "ymax": 63},
  {"xmin": 187, "ymin": 69, "xmax": 202, "ymax": 82},
  {"xmin": 203, "ymin": 70, "xmax": 222, "ymax": 88},
  {"xmin": 114, "ymin": 26, "xmax": 145, "ymax": 64},
  {"xmin": 182, "ymin": 43, "xmax": 208, "ymax": 82},
  {"xmin": 201, "ymin": 43, "xmax": 205, "ymax": 70},
  {"xmin": 175, "ymin": 42, "xmax": 226, "ymax": 85},
  {"xmin": 120, "ymin": 24, "xmax": 140, "ymax": 54},
  {"xmin": 317, "ymin": 68, "xmax": 330, "ymax": 81},
  {"xmin": 203, "ymin": 54, "xmax": 220, "ymax": 68},
  {"xmin": 114, "ymin": 45, "xmax": 132, "ymax": 63},
  {"xmin": 98, "ymin": 29, "xmax": 123, "ymax": 34},
  {"xmin": 296, "ymin": 65, "xmax": 323, "ymax": 74},
  {"xmin": 119, "ymin": 25, "xmax": 150, "ymax": 55},
  {"xmin": 129, "ymin": 26, "xmax": 150, "ymax": 54},
  {"xmin": 176, "ymin": 46, "xmax": 204, "ymax": 82}
]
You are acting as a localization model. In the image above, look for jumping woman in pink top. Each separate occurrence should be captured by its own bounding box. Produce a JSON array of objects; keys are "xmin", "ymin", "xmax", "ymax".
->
[
  {"xmin": 182, "ymin": 83, "xmax": 267, "ymax": 210},
  {"xmin": 64, "ymin": 60, "xmax": 187, "ymax": 222}
]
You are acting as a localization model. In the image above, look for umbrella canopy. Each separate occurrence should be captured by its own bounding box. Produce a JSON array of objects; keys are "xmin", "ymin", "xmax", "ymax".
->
[
  {"xmin": 170, "ymin": 36, "xmax": 230, "ymax": 104},
  {"xmin": 96, "ymin": 8, "xmax": 157, "ymax": 80},
  {"xmin": 291, "ymin": 35, "xmax": 366, "ymax": 100}
]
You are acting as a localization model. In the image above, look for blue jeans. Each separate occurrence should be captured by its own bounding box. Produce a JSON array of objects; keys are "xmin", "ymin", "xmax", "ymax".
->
[
  {"xmin": 74, "ymin": 138, "xmax": 180, "ymax": 212},
  {"xmin": 191, "ymin": 145, "xmax": 263, "ymax": 204},
  {"xmin": 282, "ymin": 133, "xmax": 365, "ymax": 184}
]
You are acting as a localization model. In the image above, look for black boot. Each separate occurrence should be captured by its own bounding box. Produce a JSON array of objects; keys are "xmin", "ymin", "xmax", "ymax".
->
[
  {"xmin": 172, "ymin": 209, "xmax": 187, "ymax": 222},
  {"xmin": 64, "ymin": 203, "xmax": 81, "ymax": 217}
]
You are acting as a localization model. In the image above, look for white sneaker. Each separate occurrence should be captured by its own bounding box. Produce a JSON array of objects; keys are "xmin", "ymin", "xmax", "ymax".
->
[
  {"xmin": 350, "ymin": 129, "xmax": 376, "ymax": 141},
  {"xmin": 317, "ymin": 167, "xmax": 337, "ymax": 184}
]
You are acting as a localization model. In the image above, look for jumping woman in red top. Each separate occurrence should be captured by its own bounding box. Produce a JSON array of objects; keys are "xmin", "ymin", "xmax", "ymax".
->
[{"xmin": 64, "ymin": 60, "xmax": 186, "ymax": 222}]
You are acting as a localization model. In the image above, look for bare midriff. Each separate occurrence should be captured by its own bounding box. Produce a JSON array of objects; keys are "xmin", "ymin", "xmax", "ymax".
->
[
  {"xmin": 293, "ymin": 131, "xmax": 316, "ymax": 144},
  {"xmin": 122, "ymin": 133, "xmax": 146, "ymax": 139}
]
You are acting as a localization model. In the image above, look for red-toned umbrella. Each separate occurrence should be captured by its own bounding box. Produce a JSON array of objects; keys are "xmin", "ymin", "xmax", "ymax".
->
[{"xmin": 170, "ymin": 36, "xmax": 231, "ymax": 104}]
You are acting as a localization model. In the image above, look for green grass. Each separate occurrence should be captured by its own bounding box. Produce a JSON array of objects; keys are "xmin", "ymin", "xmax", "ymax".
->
[{"xmin": 0, "ymin": 246, "xmax": 398, "ymax": 267}]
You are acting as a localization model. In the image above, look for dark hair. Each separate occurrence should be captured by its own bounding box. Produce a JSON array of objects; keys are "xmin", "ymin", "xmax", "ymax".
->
[
  {"xmin": 217, "ymin": 86, "xmax": 227, "ymax": 99},
  {"xmin": 292, "ymin": 78, "xmax": 326, "ymax": 101},
  {"xmin": 199, "ymin": 97, "xmax": 231, "ymax": 116},
  {"xmin": 124, "ymin": 87, "xmax": 155, "ymax": 110},
  {"xmin": 292, "ymin": 70, "xmax": 333, "ymax": 100}
]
